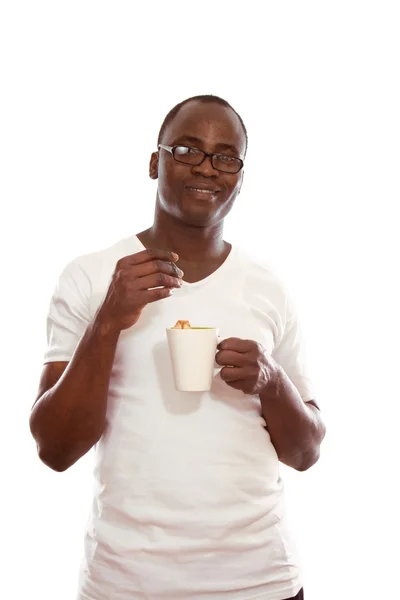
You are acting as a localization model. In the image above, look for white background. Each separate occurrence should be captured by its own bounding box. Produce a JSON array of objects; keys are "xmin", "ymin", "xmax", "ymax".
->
[{"xmin": 1, "ymin": 1, "xmax": 399, "ymax": 599}]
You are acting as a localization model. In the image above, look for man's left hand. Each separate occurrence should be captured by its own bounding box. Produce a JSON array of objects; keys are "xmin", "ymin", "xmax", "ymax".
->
[{"xmin": 216, "ymin": 338, "xmax": 279, "ymax": 395}]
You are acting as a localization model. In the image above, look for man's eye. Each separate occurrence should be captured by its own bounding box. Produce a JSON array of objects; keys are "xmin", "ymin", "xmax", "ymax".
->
[{"xmin": 176, "ymin": 146, "xmax": 195, "ymax": 155}]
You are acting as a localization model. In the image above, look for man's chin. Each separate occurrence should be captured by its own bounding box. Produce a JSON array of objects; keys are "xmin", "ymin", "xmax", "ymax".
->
[
  {"xmin": 171, "ymin": 204, "xmax": 212, "ymax": 226},
  {"xmin": 166, "ymin": 199, "xmax": 231, "ymax": 227}
]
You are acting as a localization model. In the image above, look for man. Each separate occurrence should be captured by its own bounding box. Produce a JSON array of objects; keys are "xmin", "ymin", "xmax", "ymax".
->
[{"xmin": 30, "ymin": 94, "xmax": 325, "ymax": 600}]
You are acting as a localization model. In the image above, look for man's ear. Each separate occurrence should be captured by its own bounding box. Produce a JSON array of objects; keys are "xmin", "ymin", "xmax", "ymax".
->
[
  {"xmin": 149, "ymin": 152, "xmax": 159, "ymax": 180},
  {"xmin": 238, "ymin": 169, "xmax": 244, "ymax": 194}
]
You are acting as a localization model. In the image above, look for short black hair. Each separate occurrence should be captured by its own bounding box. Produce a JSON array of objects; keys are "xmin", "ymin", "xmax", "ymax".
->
[{"xmin": 157, "ymin": 94, "xmax": 248, "ymax": 155}]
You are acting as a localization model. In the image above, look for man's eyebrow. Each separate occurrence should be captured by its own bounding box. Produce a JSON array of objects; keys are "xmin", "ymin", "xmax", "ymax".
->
[
  {"xmin": 214, "ymin": 142, "xmax": 241, "ymax": 154},
  {"xmin": 171, "ymin": 135, "xmax": 204, "ymax": 146},
  {"xmin": 172, "ymin": 135, "xmax": 241, "ymax": 155}
]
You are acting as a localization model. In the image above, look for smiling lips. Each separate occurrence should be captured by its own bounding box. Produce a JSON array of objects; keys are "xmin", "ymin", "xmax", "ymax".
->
[
  {"xmin": 188, "ymin": 188, "xmax": 216, "ymax": 195},
  {"xmin": 185, "ymin": 185, "xmax": 220, "ymax": 197}
]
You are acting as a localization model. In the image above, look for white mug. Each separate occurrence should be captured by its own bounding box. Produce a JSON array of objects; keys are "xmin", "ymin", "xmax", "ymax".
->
[{"xmin": 166, "ymin": 327, "xmax": 220, "ymax": 392}]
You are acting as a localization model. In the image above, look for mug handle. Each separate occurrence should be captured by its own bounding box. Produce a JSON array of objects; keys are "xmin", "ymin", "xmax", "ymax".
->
[
  {"xmin": 214, "ymin": 366, "xmax": 222, "ymax": 378},
  {"xmin": 214, "ymin": 335, "xmax": 222, "ymax": 377}
]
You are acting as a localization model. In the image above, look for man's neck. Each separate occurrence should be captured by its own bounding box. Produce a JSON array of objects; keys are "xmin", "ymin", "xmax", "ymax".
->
[
  {"xmin": 136, "ymin": 210, "xmax": 232, "ymax": 283},
  {"xmin": 137, "ymin": 216, "xmax": 227, "ymax": 264}
]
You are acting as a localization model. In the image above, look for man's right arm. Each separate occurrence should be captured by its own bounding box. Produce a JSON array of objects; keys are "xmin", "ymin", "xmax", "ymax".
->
[
  {"xmin": 29, "ymin": 315, "xmax": 121, "ymax": 472},
  {"xmin": 30, "ymin": 248, "xmax": 183, "ymax": 472}
]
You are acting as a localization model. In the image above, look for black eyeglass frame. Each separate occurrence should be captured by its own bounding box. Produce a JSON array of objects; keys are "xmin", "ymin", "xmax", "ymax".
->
[{"xmin": 158, "ymin": 144, "xmax": 244, "ymax": 174}]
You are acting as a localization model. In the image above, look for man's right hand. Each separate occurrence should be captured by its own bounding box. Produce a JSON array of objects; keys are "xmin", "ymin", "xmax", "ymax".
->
[{"xmin": 97, "ymin": 248, "xmax": 183, "ymax": 332}]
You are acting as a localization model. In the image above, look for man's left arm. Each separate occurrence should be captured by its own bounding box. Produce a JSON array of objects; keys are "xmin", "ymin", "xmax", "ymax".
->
[
  {"xmin": 216, "ymin": 338, "xmax": 326, "ymax": 471},
  {"xmin": 259, "ymin": 365, "xmax": 325, "ymax": 471}
]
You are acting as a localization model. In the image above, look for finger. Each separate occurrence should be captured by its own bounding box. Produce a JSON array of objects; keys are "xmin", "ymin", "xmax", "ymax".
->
[
  {"xmin": 137, "ymin": 272, "xmax": 182, "ymax": 291},
  {"xmin": 130, "ymin": 259, "xmax": 184, "ymax": 279},
  {"xmin": 118, "ymin": 248, "xmax": 179, "ymax": 268},
  {"xmin": 215, "ymin": 350, "xmax": 247, "ymax": 367},
  {"xmin": 218, "ymin": 338, "xmax": 254, "ymax": 352},
  {"xmin": 225, "ymin": 380, "xmax": 247, "ymax": 391},
  {"xmin": 141, "ymin": 287, "xmax": 175, "ymax": 304},
  {"xmin": 220, "ymin": 366, "xmax": 245, "ymax": 382}
]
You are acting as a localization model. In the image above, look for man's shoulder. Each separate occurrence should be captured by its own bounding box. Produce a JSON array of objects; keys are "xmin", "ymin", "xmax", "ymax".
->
[
  {"xmin": 67, "ymin": 234, "xmax": 141, "ymax": 278},
  {"xmin": 234, "ymin": 245, "xmax": 287, "ymax": 290},
  {"xmin": 231, "ymin": 245, "xmax": 293, "ymax": 320}
]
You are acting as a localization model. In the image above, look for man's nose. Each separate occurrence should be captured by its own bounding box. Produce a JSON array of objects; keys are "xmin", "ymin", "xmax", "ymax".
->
[{"xmin": 191, "ymin": 155, "xmax": 219, "ymax": 178}]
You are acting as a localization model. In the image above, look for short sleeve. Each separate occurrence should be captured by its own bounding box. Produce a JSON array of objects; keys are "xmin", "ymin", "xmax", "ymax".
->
[
  {"xmin": 43, "ymin": 260, "xmax": 92, "ymax": 363},
  {"xmin": 272, "ymin": 298, "xmax": 316, "ymax": 403}
]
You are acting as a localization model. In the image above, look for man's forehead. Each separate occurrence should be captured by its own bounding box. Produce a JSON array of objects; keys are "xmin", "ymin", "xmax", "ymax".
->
[{"xmin": 162, "ymin": 101, "xmax": 246, "ymax": 154}]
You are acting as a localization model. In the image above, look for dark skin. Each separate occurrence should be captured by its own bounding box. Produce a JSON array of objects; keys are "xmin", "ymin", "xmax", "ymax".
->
[
  {"xmin": 30, "ymin": 248, "xmax": 182, "ymax": 471},
  {"xmin": 30, "ymin": 99, "xmax": 325, "ymax": 472},
  {"xmin": 137, "ymin": 101, "xmax": 245, "ymax": 283},
  {"xmin": 138, "ymin": 99, "xmax": 326, "ymax": 471},
  {"xmin": 216, "ymin": 338, "xmax": 325, "ymax": 470}
]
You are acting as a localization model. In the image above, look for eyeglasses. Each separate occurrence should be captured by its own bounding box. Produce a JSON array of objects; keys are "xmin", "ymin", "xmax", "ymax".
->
[{"xmin": 158, "ymin": 144, "xmax": 244, "ymax": 174}]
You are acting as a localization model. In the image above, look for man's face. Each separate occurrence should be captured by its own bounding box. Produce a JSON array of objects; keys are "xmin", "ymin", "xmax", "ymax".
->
[{"xmin": 150, "ymin": 100, "xmax": 246, "ymax": 227}]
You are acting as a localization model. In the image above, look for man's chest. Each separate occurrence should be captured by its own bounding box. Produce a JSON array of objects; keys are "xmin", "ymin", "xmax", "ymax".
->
[{"xmin": 111, "ymin": 284, "xmax": 278, "ymax": 384}]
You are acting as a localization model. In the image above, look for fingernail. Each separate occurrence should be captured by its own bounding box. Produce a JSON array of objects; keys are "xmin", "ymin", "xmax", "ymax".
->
[
  {"xmin": 178, "ymin": 269, "xmax": 184, "ymax": 278},
  {"xmin": 172, "ymin": 252, "xmax": 179, "ymax": 261}
]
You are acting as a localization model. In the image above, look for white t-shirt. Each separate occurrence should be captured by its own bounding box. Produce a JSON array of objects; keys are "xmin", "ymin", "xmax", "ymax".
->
[{"xmin": 44, "ymin": 235, "xmax": 315, "ymax": 600}]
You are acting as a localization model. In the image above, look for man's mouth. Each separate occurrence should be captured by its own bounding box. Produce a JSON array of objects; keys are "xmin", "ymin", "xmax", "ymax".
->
[{"xmin": 186, "ymin": 187, "xmax": 218, "ymax": 195}]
